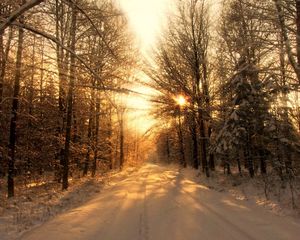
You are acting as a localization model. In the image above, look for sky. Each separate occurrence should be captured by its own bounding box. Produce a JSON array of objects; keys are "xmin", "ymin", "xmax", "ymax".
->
[
  {"xmin": 116, "ymin": 0, "xmax": 221, "ymax": 133},
  {"xmin": 118, "ymin": 0, "xmax": 171, "ymax": 52},
  {"xmin": 116, "ymin": 0, "xmax": 172, "ymax": 133}
]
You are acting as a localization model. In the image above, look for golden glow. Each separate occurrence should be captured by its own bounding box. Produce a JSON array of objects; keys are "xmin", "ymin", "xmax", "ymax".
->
[
  {"xmin": 116, "ymin": 0, "xmax": 171, "ymax": 132},
  {"xmin": 125, "ymin": 84, "xmax": 157, "ymax": 132},
  {"xmin": 118, "ymin": 0, "xmax": 171, "ymax": 51},
  {"xmin": 174, "ymin": 95, "xmax": 187, "ymax": 107}
]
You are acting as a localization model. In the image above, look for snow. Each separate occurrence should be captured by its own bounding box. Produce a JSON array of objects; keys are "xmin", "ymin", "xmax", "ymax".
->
[
  {"xmin": 0, "ymin": 169, "xmax": 129, "ymax": 240},
  {"xmin": 6, "ymin": 163, "xmax": 299, "ymax": 240},
  {"xmin": 189, "ymin": 168, "xmax": 300, "ymax": 217}
]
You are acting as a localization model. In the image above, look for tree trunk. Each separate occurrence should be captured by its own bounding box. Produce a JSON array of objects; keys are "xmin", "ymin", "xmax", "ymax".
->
[
  {"xmin": 25, "ymin": 35, "xmax": 36, "ymax": 173},
  {"xmin": 62, "ymin": 2, "xmax": 77, "ymax": 190},
  {"xmin": 226, "ymin": 162, "xmax": 231, "ymax": 175},
  {"xmin": 177, "ymin": 108, "xmax": 186, "ymax": 168},
  {"xmin": 7, "ymin": 17, "xmax": 24, "ymax": 198},
  {"xmin": 107, "ymin": 108, "xmax": 113, "ymax": 169},
  {"xmin": 238, "ymin": 150, "xmax": 243, "ymax": 176},
  {"xmin": 55, "ymin": 0, "xmax": 67, "ymax": 182},
  {"xmin": 92, "ymin": 91, "xmax": 100, "ymax": 177},
  {"xmin": 166, "ymin": 133, "xmax": 170, "ymax": 164},
  {"xmin": 189, "ymin": 116, "xmax": 199, "ymax": 169},
  {"xmin": 274, "ymin": 0, "xmax": 300, "ymax": 82},
  {"xmin": 0, "ymin": 28, "xmax": 12, "ymax": 177},
  {"xmin": 260, "ymin": 150, "xmax": 267, "ymax": 175},
  {"xmin": 296, "ymin": 0, "xmax": 300, "ymax": 67},
  {"xmin": 246, "ymin": 134, "xmax": 254, "ymax": 178},
  {"xmin": 199, "ymin": 109, "xmax": 209, "ymax": 177},
  {"xmin": 119, "ymin": 109, "xmax": 125, "ymax": 170},
  {"xmin": 0, "ymin": 27, "xmax": 12, "ymax": 115},
  {"xmin": 83, "ymin": 89, "xmax": 94, "ymax": 176}
]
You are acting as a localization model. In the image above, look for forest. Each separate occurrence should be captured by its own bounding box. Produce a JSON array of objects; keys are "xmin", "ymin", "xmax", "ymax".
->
[
  {"xmin": 151, "ymin": 0, "xmax": 300, "ymax": 206},
  {"xmin": 1, "ymin": 0, "xmax": 300, "ymax": 238}
]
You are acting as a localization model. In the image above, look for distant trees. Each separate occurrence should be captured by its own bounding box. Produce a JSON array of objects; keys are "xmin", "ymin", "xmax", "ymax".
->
[
  {"xmin": 152, "ymin": 0, "xmax": 300, "ymax": 200},
  {"xmin": 0, "ymin": 0, "xmax": 141, "ymax": 198},
  {"xmin": 149, "ymin": 0, "xmax": 214, "ymax": 176}
]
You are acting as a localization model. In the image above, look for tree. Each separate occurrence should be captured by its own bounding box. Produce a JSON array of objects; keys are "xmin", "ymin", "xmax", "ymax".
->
[
  {"xmin": 147, "ymin": 0, "xmax": 212, "ymax": 175},
  {"xmin": 7, "ymin": 12, "xmax": 24, "ymax": 198}
]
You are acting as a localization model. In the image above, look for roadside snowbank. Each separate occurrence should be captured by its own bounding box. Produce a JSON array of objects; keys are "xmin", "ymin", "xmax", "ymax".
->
[
  {"xmin": 0, "ymin": 167, "xmax": 137, "ymax": 240},
  {"xmin": 181, "ymin": 167, "xmax": 300, "ymax": 218}
]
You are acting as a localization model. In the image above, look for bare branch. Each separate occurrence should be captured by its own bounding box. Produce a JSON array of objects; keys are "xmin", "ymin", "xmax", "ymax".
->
[{"xmin": 0, "ymin": 0, "xmax": 44, "ymax": 34}]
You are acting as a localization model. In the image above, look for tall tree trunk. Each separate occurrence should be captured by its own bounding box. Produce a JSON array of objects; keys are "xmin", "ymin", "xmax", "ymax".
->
[
  {"xmin": 39, "ymin": 38, "xmax": 44, "ymax": 105},
  {"xmin": 177, "ymin": 108, "xmax": 186, "ymax": 168},
  {"xmin": 296, "ymin": 0, "xmax": 300, "ymax": 67},
  {"xmin": 208, "ymin": 125, "xmax": 215, "ymax": 171},
  {"xmin": 0, "ymin": 28, "xmax": 12, "ymax": 177},
  {"xmin": 62, "ymin": 2, "xmax": 77, "ymax": 190},
  {"xmin": 0, "ymin": 33, "xmax": 5, "ymax": 111},
  {"xmin": 25, "ymin": 35, "xmax": 36, "ymax": 173},
  {"xmin": 7, "ymin": 16, "xmax": 24, "ymax": 198},
  {"xmin": 119, "ymin": 109, "xmax": 125, "ymax": 170},
  {"xmin": 92, "ymin": 91, "xmax": 100, "ymax": 177},
  {"xmin": 202, "ymin": 59, "xmax": 215, "ymax": 171},
  {"xmin": 108, "ymin": 108, "xmax": 113, "ymax": 169},
  {"xmin": 166, "ymin": 133, "xmax": 170, "ymax": 164},
  {"xmin": 198, "ymin": 104, "xmax": 209, "ymax": 177},
  {"xmin": 72, "ymin": 97, "xmax": 78, "ymax": 142},
  {"xmin": 0, "ymin": 27, "xmax": 12, "ymax": 114},
  {"xmin": 260, "ymin": 150, "xmax": 267, "ymax": 175},
  {"xmin": 83, "ymin": 89, "xmax": 94, "ymax": 176},
  {"xmin": 189, "ymin": 115, "xmax": 199, "ymax": 169},
  {"xmin": 237, "ymin": 158, "xmax": 242, "ymax": 176},
  {"xmin": 55, "ymin": 0, "xmax": 67, "ymax": 182},
  {"xmin": 246, "ymin": 132, "xmax": 255, "ymax": 178},
  {"xmin": 274, "ymin": 0, "xmax": 300, "ymax": 82}
]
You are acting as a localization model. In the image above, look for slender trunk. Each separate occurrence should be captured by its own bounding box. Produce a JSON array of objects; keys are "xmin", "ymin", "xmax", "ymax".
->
[
  {"xmin": 72, "ymin": 97, "xmax": 78, "ymax": 142},
  {"xmin": 237, "ymin": 150, "xmax": 243, "ymax": 176},
  {"xmin": 39, "ymin": 39, "xmax": 44, "ymax": 104},
  {"xmin": 284, "ymin": 149, "xmax": 293, "ymax": 177},
  {"xmin": 189, "ymin": 116, "xmax": 199, "ymax": 169},
  {"xmin": 119, "ymin": 110, "xmax": 124, "ymax": 170},
  {"xmin": 166, "ymin": 133, "xmax": 170, "ymax": 164},
  {"xmin": 7, "ymin": 17, "xmax": 24, "ymax": 198},
  {"xmin": 226, "ymin": 162, "xmax": 231, "ymax": 175},
  {"xmin": 0, "ymin": 27, "xmax": 12, "ymax": 111},
  {"xmin": 177, "ymin": 108, "xmax": 186, "ymax": 168},
  {"xmin": 108, "ymin": 109, "xmax": 113, "ymax": 169},
  {"xmin": 62, "ymin": 2, "xmax": 77, "ymax": 190},
  {"xmin": 202, "ymin": 60, "xmax": 214, "ymax": 171},
  {"xmin": 209, "ymin": 153, "xmax": 215, "ymax": 171},
  {"xmin": 199, "ymin": 109, "xmax": 209, "ymax": 177},
  {"xmin": 25, "ymin": 35, "xmax": 36, "ymax": 173},
  {"xmin": 92, "ymin": 91, "xmax": 100, "ymax": 177},
  {"xmin": 55, "ymin": 0, "xmax": 66, "ymax": 182},
  {"xmin": 274, "ymin": 0, "xmax": 300, "ymax": 82},
  {"xmin": 28, "ymin": 36, "xmax": 36, "ymax": 128},
  {"xmin": 296, "ymin": 0, "xmax": 300, "ymax": 67},
  {"xmin": 246, "ymin": 133, "xmax": 254, "ymax": 178},
  {"xmin": 260, "ymin": 150, "xmax": 267, "ymax": 175},
  {"xmin": 0, "ymin": 35, "xmax": 4, "ymax": 111},
  {"xmin": 83, "ymin": 89, "xmax": 94, "ymax": 176}
]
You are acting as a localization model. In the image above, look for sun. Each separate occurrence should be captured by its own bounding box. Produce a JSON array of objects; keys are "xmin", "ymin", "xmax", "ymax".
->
[{"xmin": 174, "ymin": 95, "xmax": 187, "ymax": 106}]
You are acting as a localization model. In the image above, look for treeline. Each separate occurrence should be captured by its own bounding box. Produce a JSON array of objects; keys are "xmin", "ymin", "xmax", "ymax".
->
[
  {"xmin": 0, "ymin": 0, "xmax": 140, "ymax": 198},
  {"xmin": 150, "ymin": 0, "xmax": 300, "ymax": 202}
]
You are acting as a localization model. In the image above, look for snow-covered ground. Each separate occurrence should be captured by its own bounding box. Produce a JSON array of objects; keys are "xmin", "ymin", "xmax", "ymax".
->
[
  {"xmin": 0, "ymin": 168, "xmax": 136, "ymax": 240},
  {"xmin": 186, "ymin": 167, "xmax": 300, "ymax": 218},
  {"xmin": 9, "ymin": 163, "xmax": 300, "ymax": 240}
]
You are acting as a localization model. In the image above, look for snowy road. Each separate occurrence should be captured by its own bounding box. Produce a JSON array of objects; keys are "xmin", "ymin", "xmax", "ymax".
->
[{"xmin": 20, "ymin": 163, "xmax": 300, "ymax": 240}]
